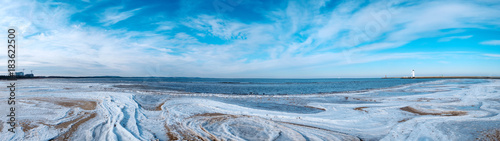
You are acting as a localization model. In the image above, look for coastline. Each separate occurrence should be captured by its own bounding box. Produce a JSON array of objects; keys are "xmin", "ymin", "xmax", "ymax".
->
[
  {"xmin": 2, "ymin": 75, "xmax": 499, "ymax": 80},
  {"xmin": 384, "ymin": 76, "xmax": 500, "ymax": 79},
  {"xmin": 0, "ymin": 76, "xmax": 121, "ymax": 80}
]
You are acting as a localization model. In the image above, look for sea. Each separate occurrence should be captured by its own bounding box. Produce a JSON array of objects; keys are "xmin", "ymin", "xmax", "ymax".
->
[{"xmin": 56, "ymin": 77, "xmax": 441, "ymax": 95}]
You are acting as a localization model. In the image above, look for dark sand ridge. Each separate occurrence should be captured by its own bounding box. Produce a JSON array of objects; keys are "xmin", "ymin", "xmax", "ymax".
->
[
  {"xmin": 479, "ymin": 129, "xmax": 500, "ymax": 140},
  {"xmin": 397, "ymin": 118, "xmax": 412, "ymax": 123},
  {"xmin": 354, "ymin": 107, "xmax": 369, "ymax": 112},
  {"xmin": 304, "ymin": 105, "xmax": 327, "ymax": 111},
  {"xmin": 164, "ymin": 124, "xmax": 179, "ymax": 141},
  {"xmin": 198, "ymin": 124, "xmax": 220, "ymax": 141},
  {"xmin": 0, "ymin": 121, "xmax": 3, "ymax": 132},
  {"xmin": 164, "ymin": 113, "xmax": 246, "ymax": 141},
  {"xmin": 164, "ymin": 113, "xmax": 262, "ymax": 141},
  {"xmin": 277, "ymin": 120, "xmax": 361, "ymax": 140},
  {"xmin": 19, "ymin": 120, "xmax": 39, "ymax": 133},
  {"xmin": 400, "ymin": 106, "xmax": 467, "ymax": 116},
  {"xmin": 55, "ymin": 112, "xmax": 97, "ymax": 140},
  {"xmin": 31, "ymin": 97, "xmax": 97, "ymax": 110},
  {"xmin": 164, "ymin": 123, "xmax": 208, "ymax": 141},
  {"xmin": 18, "ymin": 98, "xmax": 99, "ymax": 140},
  {"xmin": 164, "ymin": 113, "xmax": 360, "ymax": 141}
]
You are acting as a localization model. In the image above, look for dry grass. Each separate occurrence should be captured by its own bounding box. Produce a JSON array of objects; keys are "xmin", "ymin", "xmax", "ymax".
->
[{"xmin": 400, "ymin": 106, "xmax": 467, "ymax": 116}]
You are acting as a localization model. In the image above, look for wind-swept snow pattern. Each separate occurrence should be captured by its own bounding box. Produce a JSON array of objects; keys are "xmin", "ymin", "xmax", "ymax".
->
[{"xmin": 0, "ymin": 79, "xmax": 499, "ymax": 140}]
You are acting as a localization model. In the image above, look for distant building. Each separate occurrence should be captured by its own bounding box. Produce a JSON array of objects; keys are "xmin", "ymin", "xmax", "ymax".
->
[
  {"xmin": 412, "ymin": 70, "xmax": 415, "ymax": 78},
  {"xmin": 25, "ymin": 70, "xmax": 34, "ymax": 77},
  {"xmin": 15, "ymin": 72, "xmax": 24, "ymax": 76},
  {"xmin": 14, "ymin": 70, "xmax": 34, "ymax": 78},
  {"xmin": 25, "ymin": 74, "xmax": 34, "ymax": 77}
]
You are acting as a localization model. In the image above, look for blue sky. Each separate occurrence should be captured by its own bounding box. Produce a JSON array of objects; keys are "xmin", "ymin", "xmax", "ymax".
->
[{"xmin": 1, "ymin": 0, "xmax": 500, "ymax": 78}]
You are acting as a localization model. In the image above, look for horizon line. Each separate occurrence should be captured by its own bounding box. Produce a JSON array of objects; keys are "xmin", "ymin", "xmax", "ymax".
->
[{"xmin": 1, "ymin": 75, "xmax": 500, "ymax": 79}]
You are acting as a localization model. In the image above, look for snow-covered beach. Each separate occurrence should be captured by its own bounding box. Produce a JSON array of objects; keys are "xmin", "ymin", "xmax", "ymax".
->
[{"xmin": 1, "ymin": 79, "xmax": 499, "ymax": 140}]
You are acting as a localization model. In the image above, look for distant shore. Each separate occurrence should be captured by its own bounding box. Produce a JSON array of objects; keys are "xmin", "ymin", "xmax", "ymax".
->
[
  {"xmin": 0, "ymin": 76, "xmax": 121, "ymax": 80},
  {"xmin": 383, "ymin": 76, "xmax": 500, "ymax": 79}
]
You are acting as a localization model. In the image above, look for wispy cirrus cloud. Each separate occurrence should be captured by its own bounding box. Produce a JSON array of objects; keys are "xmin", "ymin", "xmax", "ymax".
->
[
  {"xmin": 182, "ymin": 15, "xmax": 249, "ymax": 40},
  {"xmin": 480, "ymin": 40, "xmax": 500, "ymax": 46},
  {"xmin": 483, "ymin": 54, "xmax": 500, "ymax": 57},
  {"xmin": 438, "ymin": 35, "xmax": 473, "ymax": 42},
  {"xmin": 155, "ymin": 21, "xmax": 175, "ymax": 31},
  {"xmin": 99, "ymin": 6, "xmax": 142, "ymax": 26}
]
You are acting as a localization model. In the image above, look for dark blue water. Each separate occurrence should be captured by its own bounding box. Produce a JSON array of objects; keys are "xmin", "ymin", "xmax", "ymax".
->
[{"xmin": 58, "ymin": 77, "xmax": 439, "ymax": 95}]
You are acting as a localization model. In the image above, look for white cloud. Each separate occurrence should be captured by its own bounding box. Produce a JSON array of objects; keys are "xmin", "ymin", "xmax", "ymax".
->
[
  {"xmin": 480, "ymin": 40, "xmax": 500, "ymax": 45},
  {"xmin": 99, "ymin": 6, "xmax": 142, "ymax": 26},
  {"xmin": 138, "ymin": 0, "xmax": 500, "ymax": 77},
  {"xmin": 483, "ymin": 54, "xmax": 500, "ymax": 57},
  {"xmin": 155, "ymin": 21, "xmax": 175, "ymax": 31},
  {"xmin": 183, "ymin": 15, "xmax": 248, "ymax": 39},
  {"xmin": 438, "ymin": 61, "xmax": 450, "ymax": 64},
  {"xmin": 438, "ymin": 35, "xmax": 473, "ymax": 42},
  {"xmin": 384, "ymin": 2, "xmax": 499, "ymax": 43},
  {"xmin": 1, "ymin": 0, "xmax": 499, "ymax": 77}
]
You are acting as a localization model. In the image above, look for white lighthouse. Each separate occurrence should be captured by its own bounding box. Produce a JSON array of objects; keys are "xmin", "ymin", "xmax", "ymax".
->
[{"xmin": 412, "ymin": 70, "xmax": 415, "ymax": 78}]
